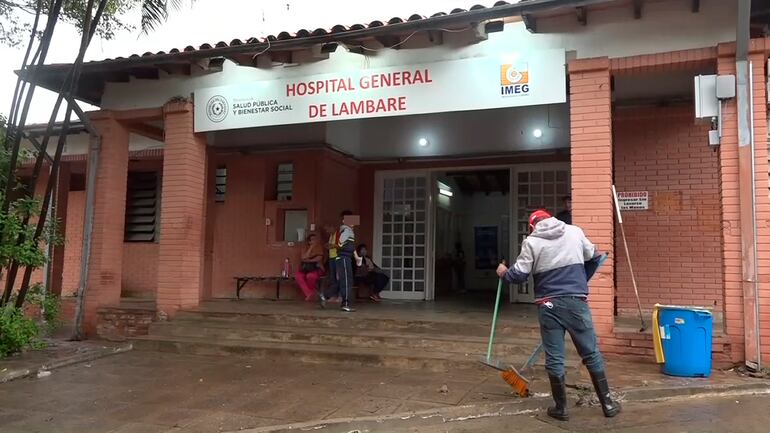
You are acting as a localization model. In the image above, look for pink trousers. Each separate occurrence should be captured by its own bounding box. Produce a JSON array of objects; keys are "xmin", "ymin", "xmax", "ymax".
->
[{"xmin": 296, "ymin": 270, "xmax": 322, "ymax": 300}]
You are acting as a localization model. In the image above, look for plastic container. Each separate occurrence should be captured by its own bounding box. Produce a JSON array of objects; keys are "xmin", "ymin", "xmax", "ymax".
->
[{"xmin": 657, "ymin": 305, "xmax": 713, "ymax": 377}]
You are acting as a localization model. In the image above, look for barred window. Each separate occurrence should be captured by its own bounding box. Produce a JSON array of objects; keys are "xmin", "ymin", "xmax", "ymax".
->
[
  {"xmin": 124, "ymin": 171, "xmax": 160, "ymax": 242},
  {"xmin": 215, "ymin": 167, "xmax": 227, "ymax": 202}
]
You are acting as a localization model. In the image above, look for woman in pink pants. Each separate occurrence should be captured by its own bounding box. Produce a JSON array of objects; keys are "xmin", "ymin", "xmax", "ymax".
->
[{"xmin": 296, "ymin": 233, "xmax": 325, "ymax": 300}]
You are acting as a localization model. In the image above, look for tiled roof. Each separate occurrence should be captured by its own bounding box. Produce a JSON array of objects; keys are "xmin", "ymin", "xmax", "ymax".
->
[{"xmin": 92, "ymin": 1, "xmax": 518, "ymax": 65}]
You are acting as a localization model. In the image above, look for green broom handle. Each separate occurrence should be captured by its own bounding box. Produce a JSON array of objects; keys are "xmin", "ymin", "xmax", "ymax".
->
[{"xmin": 486, "ymin": 278, "xmax": 504, "ymax": 361}]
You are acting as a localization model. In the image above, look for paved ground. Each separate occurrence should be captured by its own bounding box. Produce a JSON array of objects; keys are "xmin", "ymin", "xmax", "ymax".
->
[
  {"xmin": 0, "ymin": 349, "xmax": 767, "ymax": 433},
  {"xmin": 301, "ymin": 394, "xmax": 770, "ymax": 433}
]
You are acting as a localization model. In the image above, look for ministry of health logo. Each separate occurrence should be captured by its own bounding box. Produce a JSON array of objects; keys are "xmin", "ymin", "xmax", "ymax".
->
[{"xmin": 206, "ymin": 95, "xmax": 228, "ymax": 123}]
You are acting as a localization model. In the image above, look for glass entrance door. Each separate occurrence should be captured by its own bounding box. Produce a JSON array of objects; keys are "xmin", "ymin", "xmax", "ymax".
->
[
  {"xmin": 510, "ymin": 163, "xmax": 571, "ymax": 303},
  {"xmin": 374, "ymin": 171, "xmax": 432, "ymax": 300}
]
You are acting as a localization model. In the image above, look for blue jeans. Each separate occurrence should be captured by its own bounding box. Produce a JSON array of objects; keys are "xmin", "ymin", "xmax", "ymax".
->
[{"xmin": 538, "ymin": 296, "xmax": 604, "ymax": 377}]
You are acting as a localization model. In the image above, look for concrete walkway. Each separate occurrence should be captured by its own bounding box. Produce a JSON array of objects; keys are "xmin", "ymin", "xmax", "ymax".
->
[{"xmin": 0, "ymin": 349, "xmax": 768, "ymax": 433}]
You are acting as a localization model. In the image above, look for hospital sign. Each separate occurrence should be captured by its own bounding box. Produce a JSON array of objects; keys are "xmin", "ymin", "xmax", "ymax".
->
[{"xmin": 194, "ymin": 49, "xmax": 566, "ymax": 132}]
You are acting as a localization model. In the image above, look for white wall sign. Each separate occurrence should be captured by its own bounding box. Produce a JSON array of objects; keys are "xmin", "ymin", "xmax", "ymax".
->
[
  {"xmin": 617, "ymin": 191, "xmax": 649, "ymax": 210},
  {"xmin": 194, "ymin": 49, "xmax": 566, "ymax": 132}
]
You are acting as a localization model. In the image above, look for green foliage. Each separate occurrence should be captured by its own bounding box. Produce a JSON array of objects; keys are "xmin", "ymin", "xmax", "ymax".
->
[
  {"xmin": 0, "ymin": 305, "xmax": 42, "ymax": 357},
  {"xmin": 26, "ymin": 283, "xmax": 61, "ymax": 333},
  {"xmin": 1, "ymin": 0, "xmax": 195, "ymax": 46}
]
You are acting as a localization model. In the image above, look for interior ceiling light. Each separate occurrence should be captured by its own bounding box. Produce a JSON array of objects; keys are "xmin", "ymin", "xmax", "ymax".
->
[
  {"xmin": 533, "ymin": 128, "xmax": 543, "ymax": 138},
  {"xmin": 418, "ymin": 137, "xmax": 429, "ymax": 147}
]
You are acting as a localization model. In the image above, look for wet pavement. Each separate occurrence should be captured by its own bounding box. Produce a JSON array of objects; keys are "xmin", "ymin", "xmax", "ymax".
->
[
  {"xmin": 304, "ymin": 393, "xmax": 770, "ymax": 433},
  {"xmin": 0, "ymin": 349, "xmax": 767, "ymax": 433}
]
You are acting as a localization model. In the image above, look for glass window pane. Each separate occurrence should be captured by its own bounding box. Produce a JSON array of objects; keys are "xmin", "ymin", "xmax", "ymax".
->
[
  {"xmin": 395, "ymin": 178, "xmax": 405, "ymax": 188},
  {"xmin": 415, "ymin": 281, "xmax": 425, "ymax": 291},
  {"xmin": 403, "ymin": 281, "xmax": 413, "ymax": 291},
  {"xmin": 392, "ymin": 281, "xmax": 402, "ymax": 290},
  {"xmin": 415, "ymin": 270, "xmax": 424, "ymax": 280},
  {"xmin": 406, "ymin": 177, "xmax": 415, "ymax": 187},
  {"xmin": 416, "ymin": 177, "xmax": 426, "ymax": 187}
]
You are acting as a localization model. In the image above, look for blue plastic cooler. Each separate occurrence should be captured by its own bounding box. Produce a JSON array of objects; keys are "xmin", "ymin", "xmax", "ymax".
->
[{"xmin": 657, "ymin": 305, "xmax": 713, "ymax": 377}]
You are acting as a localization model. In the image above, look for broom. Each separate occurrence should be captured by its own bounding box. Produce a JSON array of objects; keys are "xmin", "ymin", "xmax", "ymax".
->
[{"xmin": 479, "ymin": 271, "xmax": 531, "ymax": 398}]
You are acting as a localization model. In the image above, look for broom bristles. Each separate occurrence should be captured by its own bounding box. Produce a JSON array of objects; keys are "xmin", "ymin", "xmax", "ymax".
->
[{"xmin": 501, "ymin": 369, "xmax": 530, "ymax": 397}]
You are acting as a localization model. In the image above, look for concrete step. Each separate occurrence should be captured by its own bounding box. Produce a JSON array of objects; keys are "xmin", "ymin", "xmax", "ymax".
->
[
  {"xmin": 131, "ymin": 335, "xmax": 580, "ymax": 373},
  {"xmin": 147, "ymin": 320, "xmax": 564, "ymax": 358},
  {"xmin": 173, "ymin": 309, "xmax": 542, "ymax": 339}
]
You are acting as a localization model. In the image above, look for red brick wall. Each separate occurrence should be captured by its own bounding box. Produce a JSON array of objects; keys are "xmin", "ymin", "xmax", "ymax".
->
[
  {"xmin": 156, "ymin": 102, "xmax": 208, "ymax": 315},
  {"xmin": 319, "ymin": 153, "xmax": 360, "ymax": 229},
  {"xmin": 569, "ymin": 57, "xmax": 614, "ymax": 337},
  {"xmin": 613, "ymin": 106, "xmax": 722, "ymax": 312},
  {"xmin": 83, "ymin": 113, "xmax": 129, "ymax": 335},
  {"xmin": 121, "ymin": 243, "xmax": 158, "ymax": 298},
  {"xmin": 61, "ymin": 191, "xmax": 85, "ymax": 297},
  {"xmin": 204, "ymin": 149, "xmax": 359, "ymax": 299}
]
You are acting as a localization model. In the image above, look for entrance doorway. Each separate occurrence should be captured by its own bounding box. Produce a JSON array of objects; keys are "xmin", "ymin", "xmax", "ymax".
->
[
  {"xmin": 433, "ymin": 169, "xmax": 511, "ymax": 302},
  {"xmin": 372, "ymin": 162, "xmax": 571, "ymax": 303}
]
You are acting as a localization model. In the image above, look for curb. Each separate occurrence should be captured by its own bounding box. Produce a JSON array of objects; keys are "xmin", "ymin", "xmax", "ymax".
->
[
  {"xmin": 0, "ymin": 342, "xmax": 132, "ymax": 383},
  {"xmin": 237, "ymin": 380, "xmax": 770, "ymax": 433}
]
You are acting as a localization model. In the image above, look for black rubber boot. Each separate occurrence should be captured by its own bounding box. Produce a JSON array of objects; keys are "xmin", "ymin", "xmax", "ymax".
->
[
  {"xmin": 547, "ymin": 375, "xmax": 569, "ymax": 421},
  {"xmin": 589, "ymin": 370, "xmax": 621, "ymax": 418}
]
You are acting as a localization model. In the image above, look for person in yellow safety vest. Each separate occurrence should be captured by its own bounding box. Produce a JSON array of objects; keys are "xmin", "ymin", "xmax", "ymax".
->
[{"xmin": 319, "ymin": 224, "xmax": 340, "ymax": 305}]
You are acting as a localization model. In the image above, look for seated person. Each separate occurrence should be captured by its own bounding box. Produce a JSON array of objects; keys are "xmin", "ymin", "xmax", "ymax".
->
[
  {"xmin": 295, "ymin": 233, "xmax": 325, "ymax": 301},
  {"xmin": 353, "ymin": 244, "xmax": 389, "ymax": 302}
]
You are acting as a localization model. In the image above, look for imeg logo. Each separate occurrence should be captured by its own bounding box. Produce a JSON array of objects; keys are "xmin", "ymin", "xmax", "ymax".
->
[{"xmin": 500, "ymin": 63, "xmax": 530, "ymax": 97}]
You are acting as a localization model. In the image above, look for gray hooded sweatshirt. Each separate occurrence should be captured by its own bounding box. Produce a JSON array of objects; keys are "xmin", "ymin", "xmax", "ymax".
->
[{"xmin": 502, "ymin": 217, "xmax": 596, "ymax": 301}]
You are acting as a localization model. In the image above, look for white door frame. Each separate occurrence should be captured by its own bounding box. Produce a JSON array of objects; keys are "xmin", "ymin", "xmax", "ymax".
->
[
  {"xmin": 375, "ymin": 164, "xmax": 519, "ymax": 301},
  {"xmin": 374, "ymin": 170, "xmax": 434, "ymax": 301},
  {"xmin": 509, "ymin": 161, "xmax": 572, "ymax": 303}
]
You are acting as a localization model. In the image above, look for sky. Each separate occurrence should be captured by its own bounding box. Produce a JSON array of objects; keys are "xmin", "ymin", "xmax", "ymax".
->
[{"xmin": 0, "ymin": 0, "xmax": 491, "ymax": 124}]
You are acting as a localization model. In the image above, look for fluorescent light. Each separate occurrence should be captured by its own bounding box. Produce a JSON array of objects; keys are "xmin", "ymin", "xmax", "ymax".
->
[
  {"xmin": 439, "ymin": 189, "xmax": 453, "ymax": 197},
  {"xmin": 418, "ymin": 137, "xmax": 429, "ymax": 147},
  {"xmin": 533, "ymin": 128, "xmax": 543, "ymax": 138}
]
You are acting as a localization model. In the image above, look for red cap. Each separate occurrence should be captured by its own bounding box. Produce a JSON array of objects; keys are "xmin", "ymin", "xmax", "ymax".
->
[{"xmin": 528, "ymin": 209, "xmax": 552, "ymax": 229}]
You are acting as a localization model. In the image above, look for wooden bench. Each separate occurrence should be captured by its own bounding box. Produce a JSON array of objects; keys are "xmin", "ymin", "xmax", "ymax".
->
[{"xmin": 234, "ymin": 276, "xmax": 293, "ymax": 300}]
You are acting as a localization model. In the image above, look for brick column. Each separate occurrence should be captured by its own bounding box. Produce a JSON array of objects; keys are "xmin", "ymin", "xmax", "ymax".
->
[
  {"xmin": 568, "ymin": 57, "xmax": 614, "ymax": 337},
  {"xmin": 83, "ymin": 112, "xmax": 129, "ymax": 335},
  {"xmin": 718, "ymin": 41, "xmax": 770, "ymax": 364},
  {"xmin": 156, "ymin": 101, "xmax": 208, "ymax": 316}
]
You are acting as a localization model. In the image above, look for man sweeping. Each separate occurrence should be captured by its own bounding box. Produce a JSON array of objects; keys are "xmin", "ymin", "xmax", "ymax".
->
[{"xmin": 496, "ymin": 209, "xmax": 621, "ymax": 421}]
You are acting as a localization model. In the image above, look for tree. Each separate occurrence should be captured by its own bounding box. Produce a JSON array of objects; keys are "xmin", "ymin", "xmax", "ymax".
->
[
  {"xmin": 0, "ymin": 0, "xmax": 193, "ymax": 46},
  {"xmin": 0, "ymin": 0, "xmax": 194, "ymax": 345}
]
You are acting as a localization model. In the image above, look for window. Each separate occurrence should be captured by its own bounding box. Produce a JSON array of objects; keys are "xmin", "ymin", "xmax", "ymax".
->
[
  {"xmin": 283, "ymin": 209, "xmax": 308, "ymax": 242},
  {"xmin": 276, "ymin": 163, "xmax": 293, "ymax": 201},
  {"xmin": 124, "ymin": 171, "xmax": 160, "ymax": 242},
  {"xmin": 215, "ymin": 167, "xmax": 227, "ymax": 202}
]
